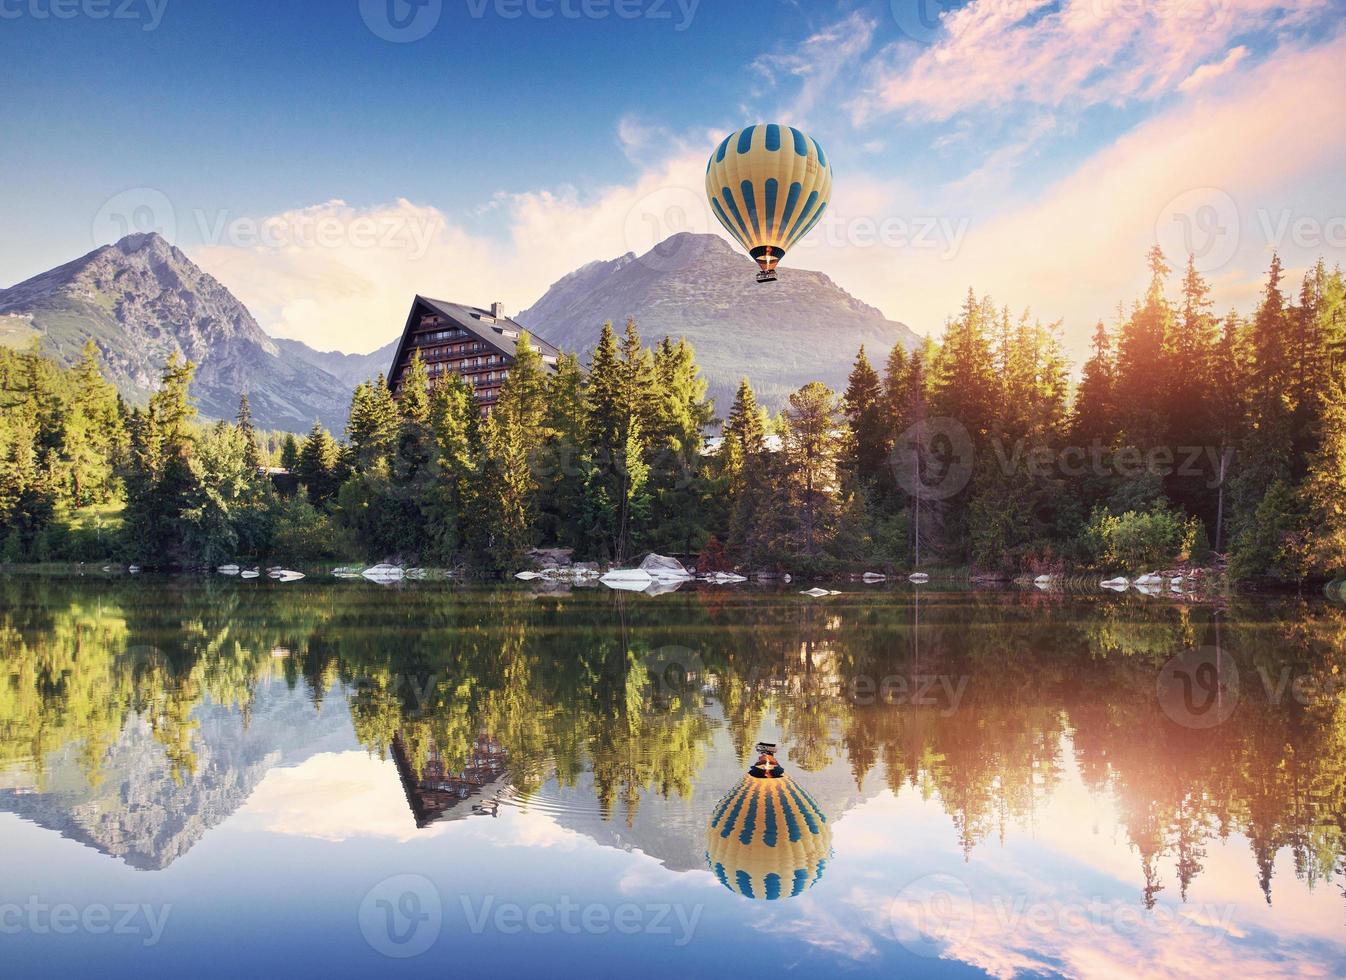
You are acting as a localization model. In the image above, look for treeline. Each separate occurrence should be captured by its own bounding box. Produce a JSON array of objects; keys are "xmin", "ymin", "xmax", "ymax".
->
[
  {"xmin": 1, "ymin": 249, "xmax": 1343, "ymax": 579},
  {"xmin": 4, "ymin": 575, "xmax": 1344, "ymax": 903}
]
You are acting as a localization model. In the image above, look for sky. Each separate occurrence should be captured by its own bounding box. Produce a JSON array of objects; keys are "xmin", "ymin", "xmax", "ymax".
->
[{"xmin": 3, "ymin": 0, "xmax": 1344, "ymax": 364}]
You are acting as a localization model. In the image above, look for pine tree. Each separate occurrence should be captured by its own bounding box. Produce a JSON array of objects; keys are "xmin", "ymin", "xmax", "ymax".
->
[
  {"xmin": 476, "ymin": 334, "xmax": 549, "ymax": 565},
  {"xmin": 296, "ymin": 421, "xmax": 341, "ymax": 506},
  {"xmin": 646, "ymin": 337, "xmax": 714, "ymax": 556},
  {"xmin": 346, "ymin": 374, "xmax": 399, "ymax": 473},
  {"xmin": 1072, "ymin": 321, "xmax": 1116, "ymax": 448},
  {"xmin": 842, "ymin": 345, "xmax": 888, "ymax": 489},
  {"xmin": 1239, "ymin": 254, "xmax": 1295, "ymax": 508},
  {"xmin": 1115, "ymin": 246, "xmax": 1173, "ymax": 447},
  {"xmin": 423, "ymin": 373, "xmax": 477, "ymax": 561},
  {"xmin": 537, "ymin": 352, "xmax": 590, "ymax": 551},
  {"xmin": 64, "ymin": 340, "xmax": 125, "ymax": 505},
  {"xmin": 722, "ymin": 378, "xmax": 771, "ymax": 564},
  {"xmin": 280, "ymin": 432, "xmax": 300, "ymax": 470},
  {"xmin": 779, "ymin": 382, "xmax": 841, "ymax": 561},
  {"xmin": 235, "ymin": 392, "xmax": 262, "ymax": 471}
]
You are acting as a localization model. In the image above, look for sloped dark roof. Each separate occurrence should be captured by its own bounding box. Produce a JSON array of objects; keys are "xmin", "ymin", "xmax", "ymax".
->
[{"xmin": 388, "ymin": 295, "xmax": 563, "ymax": 385}]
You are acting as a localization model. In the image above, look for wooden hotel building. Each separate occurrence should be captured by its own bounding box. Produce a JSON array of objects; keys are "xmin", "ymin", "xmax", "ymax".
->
[{"xmin": 387, "ymin": 296, "xmax": 562, "ymax": 414}]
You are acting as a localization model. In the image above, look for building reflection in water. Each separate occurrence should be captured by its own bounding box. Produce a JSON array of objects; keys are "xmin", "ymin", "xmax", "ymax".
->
[
  {"xmin": 391, "ymin": 733, "xmax": 509, "ymax": 827},
  {"xmin": 705, "ymin": 743, "xmax": 832, "ymax": 900}
]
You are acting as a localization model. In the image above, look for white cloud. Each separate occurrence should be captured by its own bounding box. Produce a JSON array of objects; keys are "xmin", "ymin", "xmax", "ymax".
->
[
  {"xmin": 751, "ymin": 10, "xmax": 879, "ymax": 126},
  {"xmin": 801, "ymin": 32, "xmax": 1346, "ymax": 363},
  {"xmin": 189, "ymin": 21, "xmax": 1345, "ymax": 376},
  {"xmin": 851, "ymin": 0, "xmax": 1322, "ymax": 123},
  {"xmin": 1179, "ymin": 45, "xmax": 1250, "ymax": 92}
]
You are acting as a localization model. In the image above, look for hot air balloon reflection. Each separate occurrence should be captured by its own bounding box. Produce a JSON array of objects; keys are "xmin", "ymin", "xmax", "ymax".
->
[
  {"xmin": 706, "ymin": 124, "xmax": 834, "ymax": 284},
  {"xmin": 705, "ymin": 744, "xmax": 832, "ymax": 900}
]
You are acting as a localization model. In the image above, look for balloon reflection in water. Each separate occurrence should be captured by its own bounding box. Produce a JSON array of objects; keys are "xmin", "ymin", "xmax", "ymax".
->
[{"xmin": 705, "ymin": 744, "xmax": 832, "ymax": 900}]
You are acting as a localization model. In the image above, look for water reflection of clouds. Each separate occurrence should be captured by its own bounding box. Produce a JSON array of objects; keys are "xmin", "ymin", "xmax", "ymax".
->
[
  {"xmin": 804, "ymin": 737, "xmax": 1346, "ymax": 978},
  {"xmin": 234, "ymin": 751, "xmax": 446, "ymax": 844}
]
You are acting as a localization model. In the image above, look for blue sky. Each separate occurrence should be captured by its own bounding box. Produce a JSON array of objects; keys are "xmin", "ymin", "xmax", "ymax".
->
[{"xmin": 3, "ymin": 0, "xmax": 1344, "ymax": 359}]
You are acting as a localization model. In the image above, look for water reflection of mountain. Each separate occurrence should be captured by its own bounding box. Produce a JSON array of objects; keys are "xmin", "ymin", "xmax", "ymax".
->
[{"xmin": 0, "ymin": 680, "xmax": 354, "ymax": 869}]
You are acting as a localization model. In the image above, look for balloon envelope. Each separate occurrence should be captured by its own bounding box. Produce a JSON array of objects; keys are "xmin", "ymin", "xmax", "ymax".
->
[
  {"xmin": 704, "ymin": 765, "xmax": 831, "ymax": 900},
  {"xmin": 706, "ymin": 124, "xmax": 833, "ymax": 281}
]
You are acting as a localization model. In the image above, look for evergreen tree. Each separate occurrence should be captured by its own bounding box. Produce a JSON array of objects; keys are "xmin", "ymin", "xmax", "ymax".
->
[
  {"xmin": 1072, "ymin": 321, "xmax": 1117, "ymax": 448},
  {"xmin": 296, "ymin": 421, "xmax": 341, "ymax": 506},
  {"xmin": 778, "ymin": 382, "xmax": 842, "ymax": 562},
  {"xmin": 235, "ymin": 392, "xmax": 262, "ymax": 471},
  {"xmin": 1115, "ymin": 246, "xmax": 1173, "ymax": 447},
  {"xmin": 537, "ymin": 353, "xmax": 591, "ymax": 552},
  {"xmin": 280, "ymin": 432, "xmax": 301, "ymax": 470},
  {"xmin": 842, "ymin": 345, "xmax": 888, "ymax": 489},
  {"xmin": 345, "ymin": 374, "xmax": 399, "ymax": 473}
]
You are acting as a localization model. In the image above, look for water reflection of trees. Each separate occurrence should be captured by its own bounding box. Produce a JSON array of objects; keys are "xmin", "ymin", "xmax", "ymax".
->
[{"xmin": 1, "ymin": 578, "xmax": 1344, "ymax": 905}]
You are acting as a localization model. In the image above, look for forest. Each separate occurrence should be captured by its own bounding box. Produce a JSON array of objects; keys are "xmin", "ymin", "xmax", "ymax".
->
[
  {"xmin": 0, "ymin": 248, "xmax": 1343, "ymax": 582},
  {"xmin": 2, "ymin": 575, "xmax": 1344, "ymax": 905}
]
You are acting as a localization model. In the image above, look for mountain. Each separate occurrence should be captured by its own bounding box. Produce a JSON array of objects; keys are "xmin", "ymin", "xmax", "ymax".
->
[
  {"xmin": 274, "ymin": 336, "xmax": 399, "ymax": 390},
  {"xmin": 0, "ymin": 233, "xmax": 350, "ymax": 432},
  {"xmin": 517, "ymin": 232, "xmax": 922, "ymax": 411},
  {"xmin": 0, "ymin": 679, "xmax": 356, "ymax": 870}
]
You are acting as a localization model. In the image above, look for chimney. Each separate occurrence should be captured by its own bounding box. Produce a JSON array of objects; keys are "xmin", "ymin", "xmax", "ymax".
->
[{"xmin": 490, "ymin": 301, "xmax": 505, "ymax": 319}]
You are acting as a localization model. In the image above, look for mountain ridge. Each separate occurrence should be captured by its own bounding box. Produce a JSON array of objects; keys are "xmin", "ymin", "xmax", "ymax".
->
[
  {"xmin": 0, "ymin": 233, "xmax": 352, "ymax": 431},
  {"xmin": 517, "ymin": 232, "xmax": 921, "ymax": 411}
]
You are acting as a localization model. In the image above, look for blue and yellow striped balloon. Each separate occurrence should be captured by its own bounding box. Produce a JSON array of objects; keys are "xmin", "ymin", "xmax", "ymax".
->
[
  {"xmin": 704, "ymin": 759, "xmax": 832, "ymax": 900},
  {"xmin": 705, "ymin": 124, "xmax": 833, "ymax": 282}
]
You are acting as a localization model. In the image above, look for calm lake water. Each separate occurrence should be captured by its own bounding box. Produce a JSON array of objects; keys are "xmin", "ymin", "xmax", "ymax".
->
[{"xmin": 1, "ymin": 575, "xmax": 1344, "ymax": 978}]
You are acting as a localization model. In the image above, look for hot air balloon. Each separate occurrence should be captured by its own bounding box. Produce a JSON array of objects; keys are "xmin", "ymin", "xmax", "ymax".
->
[
  {"xmin": 705, "ymin": 124, "xmax": 833, "ymax": 283},
  {"xmin": 704, "ymin": 744, "xmax": 832, "ymax": 900}
]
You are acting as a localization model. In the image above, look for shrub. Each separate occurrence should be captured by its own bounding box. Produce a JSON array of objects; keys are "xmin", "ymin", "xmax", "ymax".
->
[{"xmin": 1084, "ymin": 504, "xmax": 1198, "ymax": 570}]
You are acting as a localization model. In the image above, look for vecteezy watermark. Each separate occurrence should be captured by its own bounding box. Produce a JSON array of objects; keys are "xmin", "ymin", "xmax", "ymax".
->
[
  {"xmin": 1257, "ymin": 209, "xmax": 1346, "ymax": 253},
  {"xmin": 889, "ymin": 421, "xmax": 1235, "ymax": 502},
  {"xmin": 459, "ymin": 896, "xmax": 702, "ymax": 946},
  {"xmin": 890, "ymin": 417, "xmax": 976, "ymax": 501},
  {"xmin": 1157, "ymin": 646, "xmax": 1240, "ymax": 729},
  {"xmin": 0, "ymin": 0, "xmax": 167, "ymax": 29},
  {"xmin": 1159, "ymin": 646, "xmax": 1346, "ymax": 729},
  {"xmin": 91, "ymin": 190, "xmax": 445, "ymax": 259},
  {"xmin": 639, "ymin": 644, "xmax": 706, "ymax": 698},
  {"xmin": 359, "ymin": 875, "xmax": 443, "ymax": 958},
  {"xmin": 0, "ymin": 898, "xmax": 172, "ymax": 947},
  {"xmin": 847, "ymin": 673, "xmax": 969, "ymax": 716},
  {"xmin": 359, "ymin": 0, "xmax": 441, "ymax": 41},
  {"xmin": 889, "ymin": 872, "xmax": 1238, "ymax": 959},
  {"xmin": 360, "ymin": 0, "xmax": 699, "ymax": 42},
  {"xmin": 796, "ymin": 213, "xmax": 970, "ymax": 260},
  {"xmin": 739, "ymin": 666, "xmax": 972, "ymax": 717},
  {"xmin": 992, "ymin": 441, "xmax": 1234, "ymax": 489},
  {"xmin": 623, "ymin": 186, "xmax": 715, "ymax": 273},
  {"xmin": 358, "ymin": 876, "xmax": 702, "ymax": 957},
  {"xmin": 1156, "ymin": 187, "xmax": 1240, "ymax": 273}
]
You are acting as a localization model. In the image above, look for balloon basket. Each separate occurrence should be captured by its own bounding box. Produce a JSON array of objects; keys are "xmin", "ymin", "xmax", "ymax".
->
[{"xmin": 755, "ymin": 270, "xmax": 778, "ymax": 284}]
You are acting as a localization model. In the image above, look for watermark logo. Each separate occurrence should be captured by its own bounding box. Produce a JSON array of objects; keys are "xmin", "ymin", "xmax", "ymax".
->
[
  {"xmin": 1155, "ymin": 187, "xmax": 1239, "ymax": 273},
  {"xmin": 1157, "ymin": 646, "xmax": 1240, "ymax": 729},
  {"xmin": 624, "ymin": 185, "xmax": 714, "ymax": 273},
  {"xmin": 639, "ymin": 644, "xmax": 706, "ymax": 698},
  {"xmin": 0, "ymin": 0, "xmax": 168, "ymax": 30},
  {"xmin": 460, "ymin": 896, "xmax": 701, "ymax": 945},
  {"xmin": 0, "ymin": 898, "xmax": 171, "ymax": 947},
  {"xmin": 359, "ymin": 874, "xmax": 443, "ymax": 958},
  {"xmin": 360, "ymin": 0, "xmax": 442, "ymax": 41},
  {"xmin": 92, "ymin": 188, "xmax": 177, "ymax": 247},
  {"xmin": 890, "ymin": 0, "xmax": 960, "ymax": 44},
  {"xmin": 890, "ymin": 416, "xmax": 975, "ymax": 501},
  {"xmin": 889, "ymin": 872, "xmax": 976, "ymax": 957}
]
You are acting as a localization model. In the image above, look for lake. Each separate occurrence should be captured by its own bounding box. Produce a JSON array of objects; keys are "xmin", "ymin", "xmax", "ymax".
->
[{"xmin": 1, "ymin": 575, "xmax": 1343, "ymax": 978}]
